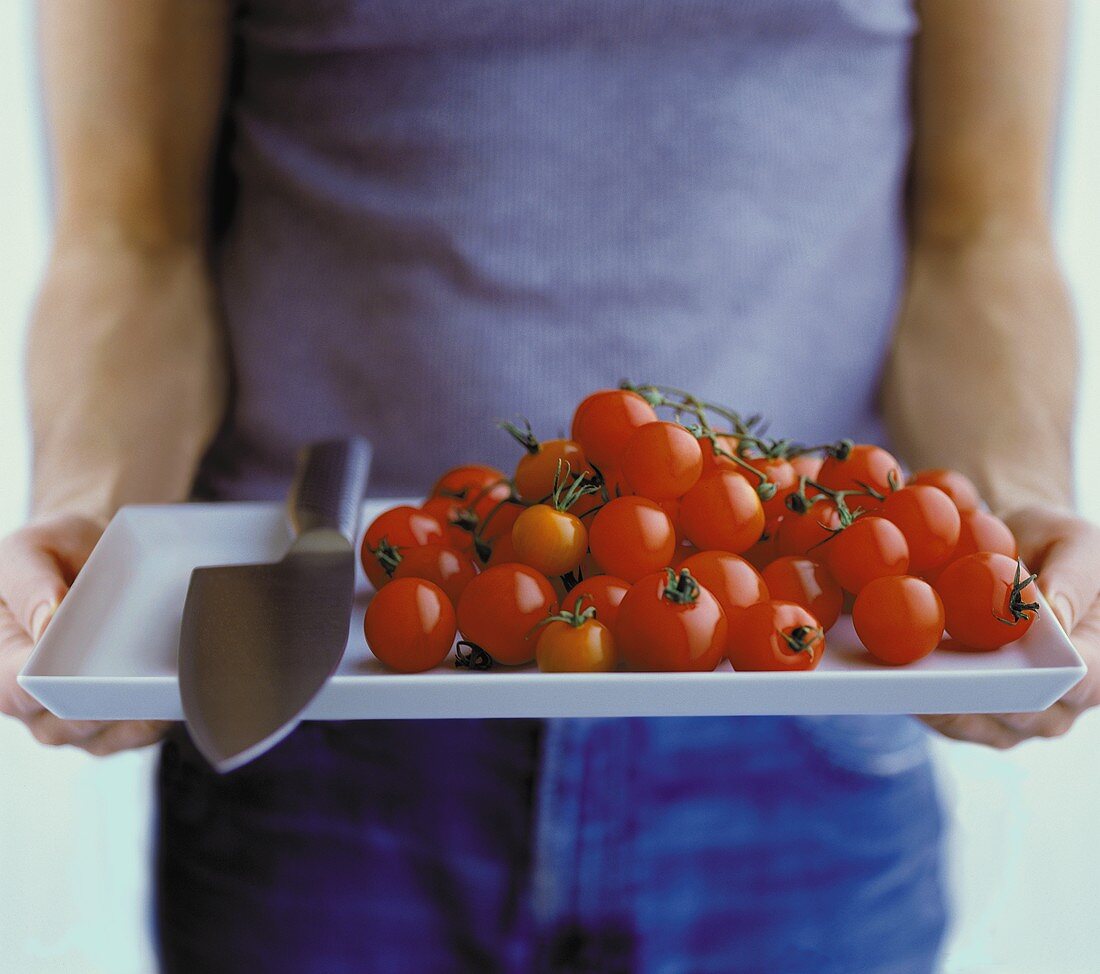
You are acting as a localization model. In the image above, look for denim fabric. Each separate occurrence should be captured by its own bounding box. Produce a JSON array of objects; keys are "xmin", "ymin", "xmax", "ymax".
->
[{"xmin": 155, "ymin": 716, "xmax": 946, "ymax": 973}]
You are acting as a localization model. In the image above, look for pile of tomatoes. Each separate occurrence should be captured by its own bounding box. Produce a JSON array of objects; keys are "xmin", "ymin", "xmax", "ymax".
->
[{"xmin": 360, "ymin": 383, "xmax": 1041, "ymax": 675}]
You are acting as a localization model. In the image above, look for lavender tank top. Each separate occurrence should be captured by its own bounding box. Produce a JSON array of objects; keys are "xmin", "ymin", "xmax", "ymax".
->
[{"xmin": 196, "ymin": 0, "xmax": 917, "ymax": 500}]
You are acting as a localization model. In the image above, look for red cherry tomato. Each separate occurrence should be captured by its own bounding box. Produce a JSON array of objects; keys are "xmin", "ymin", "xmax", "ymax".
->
[
  {"xmin": 420, "ymin": 496, "xmax": 477, "ymax": 554},
  {"xmin": 680, "ymin": 551, "xmax": 769, "ymax": 650},
  {"xmin": 745, "ymin": 456, "xmax": 799, "ymax": 528},
  {"xmin": 953, "ymin": 509, "xmax": 1018, "ymax": 560},
  {"xmin": 882, "ymin": 485, "xmax": 962, "ymax": 574},
  {"xmin": 788, "ymin": 454, "xmax": 824, "ymax": 481},
  {"xmin": 741, "ymin": 528, "xmax": 780, "ymax": 573},
  {"xmin": 477, "ymin": 500, "xmax": 526, "ymax": 543},
  {"xmin": 699, "ymin": 434, "xmax": 743, "ymax": 474},
  {"xmin": 824, "ymin": 515, "xmax": 909, "ymax": 594},
  {"xmin": 658, "ymin": 498, "xmax": 683, "ymax": 542},
  {"xmin": 775, "ymin": 500, "xmax": 841, "ymax": 558},
  {"xmin": 908, "ymin": 468, "xmax": 982, "ymax": 513},
  {"xmin": 511, "ymin": 505, "xmax": 588, "ymax": 577},
  {"xmin": 565, "ymin": 575, "xmax": 631, "ymax": 629},
  {"xmin": 390, "ymin": 544, "xmax": 478, "ymax": 604},
  {"xmin": 730, "ymin": 600, "xmax": 825, "ymax": 672},
  {"xmin": 679, "ymin": 472, "xmax": 765, "ymax": 554},
  {"xmin": 588, "ymin": 496, "xmax": 677, "ymax": 583},
  {"xmin": 852, "ymin": 575, "xmax": 944, "ymax": 665},
  {"xmin": 487, "ymin": 530, "xmax": 520, "ymax": 567},
  {"xmin": 570, "ymin": 389, "xmax": 659, "ymax": 471},
  {"xmin": 430, "ymin": 465, "xmax": 511, "ymax": 519},
  {"xmin": 621, "ymin": 421, "xmax": 704, "ymax": 500},
  {"xmin": 361, "ymin": 505, "xmax": 445, "ymax": 590},
  {"xmin": 762, "ymin": 556, "xmax": 843, "ymax": 631},
  {"xmin": 364, "ymin": 578, "xmax": 456, "ymax": 673},
  {"xmin": 534, "ymin": 601, "xmax": 616, "ymax": 673},
  {"xmin": 455, "ymin": 564, "xmax": 558, "ymax": 665},
  {"xmin": 513, "ymin": 438, "xmax": 591, "ymax": 502},
  {"xmin": 614, "ymin": 568, "xmax": 728, "ymax": 672},
  {"xmin": 935, "ymin": 552, "xmax": 1039, "ymax": 649},
  {"xmin": 816, "ymin": 444, "xmax": 902, "ymax": 499}
]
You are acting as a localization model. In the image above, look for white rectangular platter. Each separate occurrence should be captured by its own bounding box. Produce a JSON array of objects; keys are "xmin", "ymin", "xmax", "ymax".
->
[{"xmin": 19, "ymin": 501, "xmax": 1085, "ymax": 720}]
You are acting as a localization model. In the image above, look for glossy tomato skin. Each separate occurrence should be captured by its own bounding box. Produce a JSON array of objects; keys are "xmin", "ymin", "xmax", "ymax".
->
[
  {"xmin": 614, "ymin": 571, "xmax": 727, "ymax": 672},
  {"xmin": 852, "ymin": 575, "xmax": 944, "ymax": 665},
  {"xmin": 361, "ymin": 506, "xmax": 445, "ymax": 590},
  {"xmin": 825, "ymin": 516, "xmax": 909, "ymax": 594},
  {"xmin": 952, "ymin": 509, "xmax": 1018, "ymax": 560},
  {"xmin": 680, "ymin": 551, "xmax": 769, "ymax": 651},
  {"xmin": 364, "ymin": 578, "xmax": 456, "ymax": 673},
  {"xmin": 679, "ymin": 472, "xmax": 765, "ymax": 554},
  {"xmin": 390, "ymin": 544, "xmax": 478, "ymax": 605},
  {"xmin": 535, "ymin": 619, "xmax": 616, "ymax": 673},
  {"xmin": 570, "ymin": 389, "xmax": 659, "ymax": 471},
  {"xmin": 588, "ymin": 496, "xmax": 677, "ymax": 583},
  {"xmin": 730, "ymin": 600, "xmax": 825, "ymax": 672},
  {"xmin": 511, "ymin": 506, "xmax": 588, "ymax": 576},
  {"xmin": 420, "ymin": 496, "xmax": 476, "ymax": 554},
  {"xmin": 456, "ymin": 564, "xmax": 558, "ymax": 665},
  {"xmin": 816, "ymin": 444, "xmax": 902, "ymax": 500},
  {"xmin": 514, "ymin": 439, "xmax": 590, "ymax": 502},
  {"xmin": 934, "ymin": 552, "xmax": 1038, "ymax": 649},
  {"xmin": 908, "ymin": 468, "xmax": 982, "ymax": 513},
  {"xmin": 621, "ymin": 422, "xmax": 703, "ymax": 500},
  {"xmin": 430, "ymin": 465, "xmax": 511, "ymax": 518},
  {"xmin": 882, "ymin": 485, "xmax": 962, "ymax": 575},
  {"xmin": 762, "ymin": 556, "xmax": 843, "ymax": 631},
  {"xmin": 775, "ymin": 500, "xmax": 841, "ymax": 559},
  {"xmin": 745, "ymin": 456, "xmax": 799, "ymax": 529},
  {"xmin": 565, "ymin": 575, "xmax": 631, "ymax": 629}
]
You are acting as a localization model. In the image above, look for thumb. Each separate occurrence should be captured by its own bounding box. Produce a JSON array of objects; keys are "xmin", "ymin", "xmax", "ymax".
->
[
  {"xmin": 1031, "ymin": 526, "xmax": 1100, "ymax": 634},
  {"xmin": 0, "ymin": 537, "xmax": 72, "ymax": 642}
]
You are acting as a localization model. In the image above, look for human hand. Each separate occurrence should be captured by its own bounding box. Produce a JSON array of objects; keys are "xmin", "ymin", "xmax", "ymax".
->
[
  {"xmin": 0, "ymin": 514, "xmax": 170, "ymax": 755},
  {"xmin": 921, "ymin": 505, "xmax": 1100, "ymax": 748}
]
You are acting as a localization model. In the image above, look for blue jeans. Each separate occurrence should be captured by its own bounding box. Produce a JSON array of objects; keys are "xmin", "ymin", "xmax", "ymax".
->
[{"xmin": 154, "ymin": 716, "xmax": 947, "ymax": 973}]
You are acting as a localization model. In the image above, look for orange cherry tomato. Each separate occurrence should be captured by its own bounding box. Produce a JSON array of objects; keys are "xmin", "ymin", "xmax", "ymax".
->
[
  {"xmin": 882, "ymin": 485, "xmax": 962, "ymax": 574},
  {"xmin": 534, "ymin": 600, "xmax": 616, "ymax": 673},
  {"xmin": 816, "ymin": 444, "xmax": 902, "ymax": 500},
  {"xmin": 511, "ymin": 505, "xmax": 588, "ymax": 577},
  {"xmin": 614, "ymin": 568, "xmax": 728, "ymax": 672},
  {"xmin": 513, "ymin": 439, "xmax": 590, "ymax": 502},
  {"xmin": 565, "ymin": 575, "xmax": 631, "ymax": 629},
  {"xmin": 824, "ymin": 515, "xmax": 909, "ymax": 594},
  {"xmin": 680, "ymin": 551, "xmax": 769, "ymax": 650},
  {"xmin": 852, "ymin": 575, "xmax": 944, "ymax": 665},
  {"xmin": 364, "ymin": 578, "xmax": 456, "ymax": 673},
  {"xmin": 570, "ymin": 389, "xmax": 659, "ymax": 471},
  {"xmin": 430, "ymin": 464, "xmax": 511, "ymax": 519},
  {"xmin": 588, "ymin": 496, "xmax": 677, "ymax": 583},
  {"xmin": 390, "ymin": 544, "xmax": 478, "ymax": 604},
  {"xmin": 679, "ymin": 472, "xmax": 765, "ymax": 554},
  {"xmin": 456, "ymin": 564, "xmax": 558, "ymax": 665},
  {"xmin": 762, "ymin": 555, "xmax": 843, "ymax": 631},
  {"xmin": 908, "ymin": 468, "xmax": 982, "ymax": 513},
  {"xmin": 730, "ymin": 600, "xmax": 824, "ymax": 672},
  {"xmin": 935, "ymin": 552, "xmax": 1039, "ymax": 649},
  {"xmin": 745, "ymin": 455, "xmax": 799, "ymax": 528},
  {"xmin": 620, "ymin": 421, "xmax": 704, "ymax": 500},
  {"xmin": 953, "ymin": 509, "xmax": 1018, "ymax": 560},
  {"xmin": 775, "ymin": 500, "xmax": 841, "ymax": 559},
  {"xmin": 361, "ymin": 505, "xmax": 445, "ymax": 590}
]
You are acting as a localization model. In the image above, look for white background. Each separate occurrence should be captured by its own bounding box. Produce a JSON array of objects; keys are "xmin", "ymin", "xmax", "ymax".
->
[{"xmin": 1, "ymin": 3, "xmax": 1098, "ymax": 973}]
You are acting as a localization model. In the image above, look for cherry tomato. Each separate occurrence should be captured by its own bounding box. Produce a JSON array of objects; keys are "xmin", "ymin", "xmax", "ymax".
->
[
  {"xmin": 730, "ymin": 600, "xmax": 824, "ymax": 672},
  {"xmin": 852, "ymin": 575, "xmax": 944, "ymax": 665},
  {"xmin": 487, "ymin": 530, "xmax": 520, "ymax": 567},
  {"xmin": 511, "ymin": 505, "xmax": 588, "ymax": 577},
  {"xmin": 614, "ymin": 568, "xmax": 728, "ymax": 671},
  {"xmin": 535, "ymin": 600, "xmax": 616, "ymax": 673},
  {"xmin": 745, "ymin": 455, "xmax": 799, "ymax": 528},
  {"xmin": 514, "ymin": 439, "xmax": 590, "ymax": 502},
  {"xmin": 361, "ymin": 505, "xmax": 445, "ymax": 590},
  {"xmin": 816, "ymin": 444, "xmax": 901, "ymax": 500},
  {"xmin": 390, "ymin": 544, "xmax": 478, "ymax": 604},
  {"xmin": 762, "ymin": 556, "xmax": 843, "ymax": 631},
  {"xmin": 679, "ymin": 550, "xmax": 768, "ymax": 651},
  {"xmin": 699, "ymin": 434, "xmax": 743, "ymax": 474},
  {"xmin": 775, "ymin": 500, "xmax": 841, "ymax": 558},
  {"xmin": 621, "ymin": 421, "xmax": 704, "ymax": 500},
  {"xmin": 824, "ymin": 515, "xmax": 909, "ymax": 594},
  {"xmin": 953, "ymin": 509, "xmax": 1018, "ymax": 560},
  {"xmin": 430, "ymin": 464, "xmax": 511, "ymax": 519},
  {"xmin": 908, "ymin": 468, "xmax": 982, "ymax": 513},
  {"xmin": 456, "ymin": 564, "xmax": 558, "ymax": 665},
  {"xmin": 570, "ymin": 389, "xmax": 659, "ymax": 471},
  {"xmin": 671, "ymin": 542, "xmax": 701, "ymax": 567},
  {"xmin": 570, "ymin": 466, "xmax": 632, "ymax": 520},
  {"xmin": 589, "ymin": 496, "xmax": 677, "ymax": 583},
  {"xmin": 741, "ymin": 528, "xmax": 779, "ymax": 573},
  {"xmin": 477, "ymin": 499, "xmax": 526, "ymax": 543},
  {"xmin": 658, "ymin": 498, "xmax": 683, "ymax": 542},
  {"xmin": 566, "ymin": 575, "xmax": 630, "ymax": 629},
  {"xmin": 934, "ymin": 552, "xmax": 1039, "ymax": 649},
  {"xmin": 421, "ymin": 496, "xmax": 477, "ymax": 554},
  {"xmin": 789, "ymin": 454, "xmax": 824, "ymax": 481},
  {"xmin": 882, "ymin": 485, "xmax": 962, "ymax": 574},
  {"xmin": 364, "ymin": 578, "xmax": 456, "ymax": 673},
  {"xmin": 679, "ymin": 472, "xmax": 765, "ymax": 554}
]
